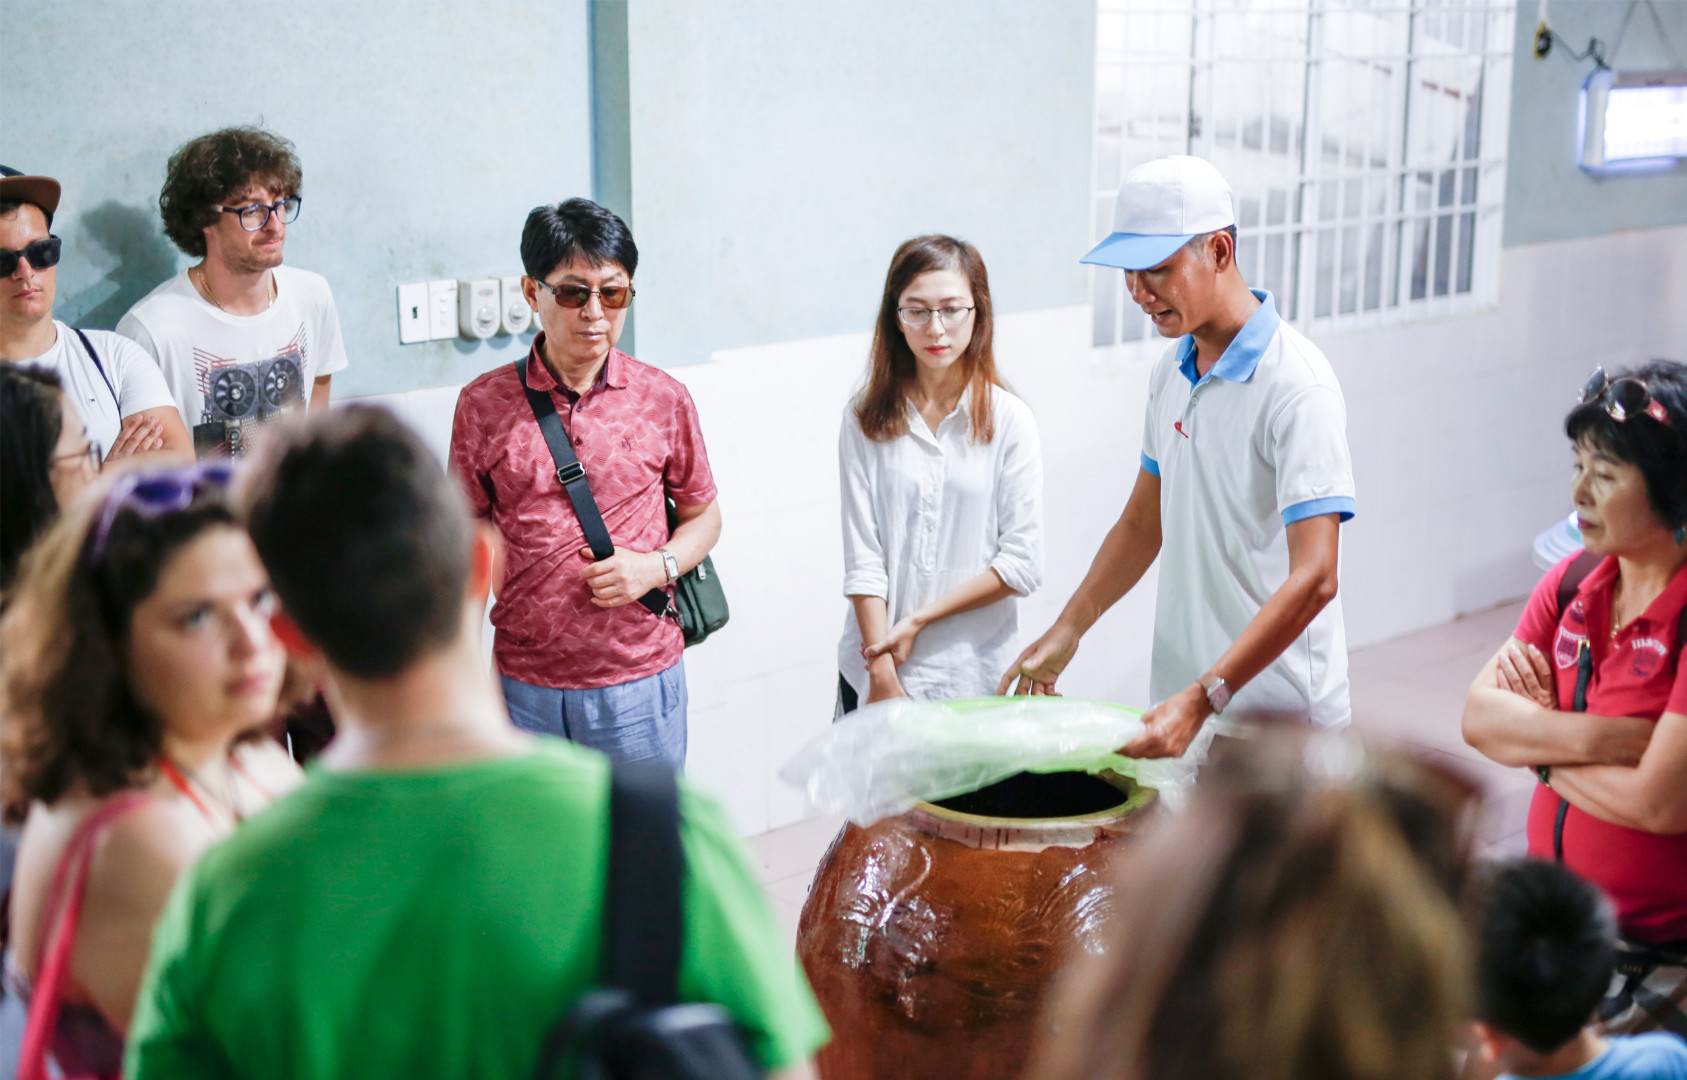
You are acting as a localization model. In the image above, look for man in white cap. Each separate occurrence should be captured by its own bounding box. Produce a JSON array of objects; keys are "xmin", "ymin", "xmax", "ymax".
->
[{"xmin": 1000, "ymin": 155, "xmax": 1355, "ymax": 758}]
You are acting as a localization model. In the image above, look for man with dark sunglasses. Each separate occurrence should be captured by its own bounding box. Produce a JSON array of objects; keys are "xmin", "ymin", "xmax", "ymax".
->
[
  {"xmin": 450, "ymin": 198, "xmax": 722, "ymax": 769},
  {"xmin": 0, "ymin": 166, "xmax": 191, "ymax": 463},
  {"xmin": 117, "ymin": 127, "xmax": 348, "ymax": 458}
]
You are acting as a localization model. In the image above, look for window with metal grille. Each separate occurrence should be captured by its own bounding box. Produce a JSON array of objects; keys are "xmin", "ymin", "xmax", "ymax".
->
[{"xmin": 1091, "ymin": 0, "xmax": 1514, "ymax": 347}]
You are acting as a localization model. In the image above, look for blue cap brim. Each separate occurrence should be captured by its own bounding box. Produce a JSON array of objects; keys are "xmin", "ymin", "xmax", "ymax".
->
[{"xmin": 1080, "ymin": 232, "xmax": 1195, "ymax": 271}]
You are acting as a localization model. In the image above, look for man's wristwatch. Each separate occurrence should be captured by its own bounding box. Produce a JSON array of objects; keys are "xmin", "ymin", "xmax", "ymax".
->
[
  {"xmin": 659, "ymin": 547, "xmax": 679, "ymax": 584},
  {"xmin": 1200, "ymin": 674, "xmax": 1232, "ymax": 716}
]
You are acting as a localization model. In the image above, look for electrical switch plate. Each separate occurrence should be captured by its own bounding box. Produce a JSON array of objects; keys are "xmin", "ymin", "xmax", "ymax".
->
[
  {"xmin": 396, "ymin": 282, "xmax": 429, "ymax": 344},
  {"xmin": 458, "ymin": 278, "xmax": 500, "ymax": 339},
  {"xmin": 426, "ymin": 280, "xmax": 458, "ymax": 340},
  {"xmin": 500, "ymin": 275, "xmax": 532, "ymax": 335}
]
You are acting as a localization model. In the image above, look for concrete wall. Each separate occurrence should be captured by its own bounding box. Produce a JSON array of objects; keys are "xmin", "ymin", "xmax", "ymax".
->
[
  {"xmin": 2, "ymin": 0, "xmax": 592, "ymax": 398},
  {"xmin": 622, "ymin": 0, "xmax": 1097, "ymax": 368},
  {"xmin": 1502, "ymin": 0, "xmax": 1687, "ymax": 246}
]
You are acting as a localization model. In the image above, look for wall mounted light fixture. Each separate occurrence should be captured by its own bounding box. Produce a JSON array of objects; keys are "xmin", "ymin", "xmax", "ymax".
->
[{"xmin": 1580, "ymin": 68, "xmax": 1687, "ymax": 172}]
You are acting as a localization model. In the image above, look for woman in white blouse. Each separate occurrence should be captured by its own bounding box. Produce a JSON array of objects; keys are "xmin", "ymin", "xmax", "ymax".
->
[{"xmin": 838, "ymin": 235, "xmax": 1044, "ymax": 710}]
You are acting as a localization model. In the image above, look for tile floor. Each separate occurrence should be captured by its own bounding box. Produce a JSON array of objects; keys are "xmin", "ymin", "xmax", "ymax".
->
[{"xmin": 744, "ymin": 600, "xmax": 1533, "ymax": 946}]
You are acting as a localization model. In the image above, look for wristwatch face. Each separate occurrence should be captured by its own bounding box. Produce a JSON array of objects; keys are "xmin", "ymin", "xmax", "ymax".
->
[
  {"xmin": 1204, "ymin": 678, "xmax": 1231, "ymax": 714},
  {"xmin": 662, "ymin": 549, "xmax": 679, "ymax": 582}
]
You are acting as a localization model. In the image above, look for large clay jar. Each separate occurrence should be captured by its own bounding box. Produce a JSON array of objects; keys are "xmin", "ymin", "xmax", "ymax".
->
[{"xmin": 796, "ymin": 770, "xmax": 1156, "ymax": 1080}]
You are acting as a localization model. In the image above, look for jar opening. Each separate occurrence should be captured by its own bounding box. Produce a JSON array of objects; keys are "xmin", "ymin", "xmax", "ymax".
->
[{"xmin": 931, "ymin": 771, "xmax": 1128, "ymax": 819}]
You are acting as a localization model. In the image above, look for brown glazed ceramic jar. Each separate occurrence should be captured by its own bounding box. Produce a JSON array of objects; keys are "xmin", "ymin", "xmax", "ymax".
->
[{"xmin": 796, "ymin": 771, "xmax": 1156, "ymax": 1080}]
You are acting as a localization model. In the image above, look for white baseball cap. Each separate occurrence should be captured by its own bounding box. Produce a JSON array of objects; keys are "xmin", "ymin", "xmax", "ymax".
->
[{"xmin": 1081, "ymin": 156, "xmax": 1236, "ymax": 271}]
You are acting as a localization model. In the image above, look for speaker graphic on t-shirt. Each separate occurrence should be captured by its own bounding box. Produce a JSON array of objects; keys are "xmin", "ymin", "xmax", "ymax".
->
[{"xmin": 194, "ymin": 340, "xmax": 307, "ymax": 457}]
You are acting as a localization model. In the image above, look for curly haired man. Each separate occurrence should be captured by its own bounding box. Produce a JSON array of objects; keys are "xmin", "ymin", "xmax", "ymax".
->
[{"xmin": 118, "ymin": 127, "xmax": 347, "ymax": 458}]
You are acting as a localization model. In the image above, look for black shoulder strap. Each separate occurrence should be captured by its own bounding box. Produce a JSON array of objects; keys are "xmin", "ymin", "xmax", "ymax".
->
[
  {"xmin": 605, "ymin": 759, "xmax": 685, "ymax": 1006},
  {"xmin": 515, "ymin": 360, "xmax": 669, "ymax": 619},
  {"xmin": 70, "ymin": 328, "xmax": 120, "ymax": 410},
  {"xmin": 1555, "ymin": 548, "xmax": 1604, "ymax": 621}
]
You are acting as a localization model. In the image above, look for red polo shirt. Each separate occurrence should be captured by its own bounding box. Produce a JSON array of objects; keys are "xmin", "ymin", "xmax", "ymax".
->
[
  {"xmin": 449, "ymin": 341, "xmax": 716, "ymax": 689},
  {"xmin": 1514, "ymin": 552, "xmax": 1687, "ymax": 942}
]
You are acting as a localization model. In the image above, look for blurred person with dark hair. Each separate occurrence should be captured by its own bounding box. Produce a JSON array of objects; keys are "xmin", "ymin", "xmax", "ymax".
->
[
  {"xmin": 0, "ymin": 365, "xmax": 99, "ymax": 594},
  {"xmin": 837, "ymin": 235, "xmax": 1042, "ymax": 711},
  {"xmin": 126, "ymin": 406, "xmax": 822, "ymax": 1080},
  {"xmin": 1, "ymin": 166, "xmax": 190, "ymax": 463},
  {"xmin": 1464, "ymin": 361, "xmax": 1687, "ymax": 1033},
  {"xmin": 0, "ymin": 465, "xmax": 297, "ymax": 1077},
  {"xmin": 1024, "ymin": 731, "xmax": 1475, "ymax": 1080},
  {"xmin": 450, "ymin": 198, "xmax": 720, "ymax": 768},
  {"xmin": 1473, "ymin": 859, "xmax": 1687, "ymax": 1079},
  {"xmin": 117, "ymin": 128, "xmax": 347, "ymax": 458}
]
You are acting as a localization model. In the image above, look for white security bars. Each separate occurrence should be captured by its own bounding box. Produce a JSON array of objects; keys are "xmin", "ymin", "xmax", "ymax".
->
[{"xmin": 1092, "ymin": 0, "xmax": 1515, "ymax": 347}]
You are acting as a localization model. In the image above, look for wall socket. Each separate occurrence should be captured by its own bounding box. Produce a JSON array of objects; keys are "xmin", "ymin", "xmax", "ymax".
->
[
  {"xmin": 396, "ymin": 282, "xmax": 429, "ymax": 344},
  {"xmin": 426, "ymin": 280, "xmax": 459, "ymax": 340}
]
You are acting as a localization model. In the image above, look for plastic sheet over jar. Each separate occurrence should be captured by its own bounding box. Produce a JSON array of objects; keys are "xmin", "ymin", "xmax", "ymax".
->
[{"xmin": 779, "ymin": 695, "xmax": 1215, "ymax": 825}]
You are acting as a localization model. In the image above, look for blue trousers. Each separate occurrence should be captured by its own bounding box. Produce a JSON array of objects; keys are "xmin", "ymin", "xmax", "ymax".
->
[{"xmin": 500, "ymin": 660, "xmax": 687, "ymax": 769}]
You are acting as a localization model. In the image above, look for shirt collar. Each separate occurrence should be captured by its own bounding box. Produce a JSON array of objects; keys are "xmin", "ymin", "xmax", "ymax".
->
[
  {"xmin": 1576, "ymin": 555, "xmax": 1687, "ymax": 632},
  {"xmin": 1175, "ymin": 289, "xmax": 1280, "ymax": 387},
  {"xmin": 904, "ymin": 385, "xmax": 975, "ymax": 444},
  {"xmin": 523, "ymin": 337, "xmax": 630, "ymax": 396}
]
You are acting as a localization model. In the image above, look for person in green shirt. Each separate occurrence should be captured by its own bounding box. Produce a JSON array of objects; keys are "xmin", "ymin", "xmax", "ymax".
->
[{"xmin": 124, "ymin": 405, "xmax": 827, "ymax": 1080}]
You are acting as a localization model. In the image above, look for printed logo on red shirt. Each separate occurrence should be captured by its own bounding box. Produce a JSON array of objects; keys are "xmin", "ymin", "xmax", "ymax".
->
[
  {"xmin": 1630, "ymin": 636, "xmax": 1669, "ymax": 679},
  {"xmin": 1555, "ymin": 626, "xmax": 1588, "ymax": 670}
]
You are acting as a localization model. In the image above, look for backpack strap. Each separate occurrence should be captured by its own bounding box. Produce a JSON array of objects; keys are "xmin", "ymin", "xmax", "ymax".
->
[
  {"xmin": 69, "ymin": 328, "xmax": 120, "ymax": 413},
  {"xmin": 603, "ymin": 759, "xmax": 685, "ymax": 1006},
  {"xmin": 1547, "ymin": 549, "xmax": 1603, "ymax": 867},
  {"xmin": 514, "ymin": 359, "xmax": 671, "ymax": 621},
  {"xmin": 1555, "ymin": 548, "xmax": 1604, "ymax": 621}
]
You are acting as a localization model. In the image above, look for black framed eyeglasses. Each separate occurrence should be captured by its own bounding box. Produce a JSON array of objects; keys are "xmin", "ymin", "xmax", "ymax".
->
[
  {"xmin": 1579, "ymin": 367, "xmax": 1671, "ymax": 426},
  {"xmin": 213, "ymin": 196, "xmax": 302, "ymax": 232},
  {"xmin": 0, "ymin": 235, "xmax": 62, "ymax": 277},
  {"xmin": 50, "ymin": 440, "xmax": 101, "ymax": 474},
  {"xmin": 897, "ymin": 305, "xmax": 974, "ymax": 329},
  {"xmin": 535, "ymin": 280, "xmax": 635, "ymax": 310}
]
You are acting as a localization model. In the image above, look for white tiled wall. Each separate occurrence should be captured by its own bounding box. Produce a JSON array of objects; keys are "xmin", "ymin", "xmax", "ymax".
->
[{"xmin": 352, "ymin": 223, "xmax": 1687, "ymax": 835}]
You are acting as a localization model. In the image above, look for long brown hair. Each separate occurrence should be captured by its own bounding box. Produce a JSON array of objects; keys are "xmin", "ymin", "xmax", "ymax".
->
[
  {"xmin": 0, "ymin": 472, "xmax": 237, "ymax": 823},
  {"xmin": 854, "ymin": 235, "xmax": 1006, "ymax": 444},
  {"xmin": 1025, "ymin": 732, "xmax": 1475, "ymax": 1080}
]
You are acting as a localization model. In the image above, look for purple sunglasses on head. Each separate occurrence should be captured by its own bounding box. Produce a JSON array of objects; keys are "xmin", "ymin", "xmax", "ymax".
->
[{"xmin": 89, "ymin": 463, "xmax": 236, "ymax": 563}]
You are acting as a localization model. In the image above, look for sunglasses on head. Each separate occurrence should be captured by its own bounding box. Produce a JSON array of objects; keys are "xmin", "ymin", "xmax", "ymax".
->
[
  {"xmin": 0, "ymin": 236, "xmax": 62, "ymax": 278},
  {"xmin": 1579, "ymin": 368, "xmax": 1671, "ymax": 427},
  {"xmin": 534, "ymin": 280, "xmax": 635, "ymax": 310},
  {"xmin": 89, "ymin": 462, "xmax": 236, "ymax": 564}
]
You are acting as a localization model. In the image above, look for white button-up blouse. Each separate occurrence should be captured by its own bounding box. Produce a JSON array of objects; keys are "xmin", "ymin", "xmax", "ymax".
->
[{"xmin": 838, "ymin": 384, "xmax": 1044, "ymax": 703}]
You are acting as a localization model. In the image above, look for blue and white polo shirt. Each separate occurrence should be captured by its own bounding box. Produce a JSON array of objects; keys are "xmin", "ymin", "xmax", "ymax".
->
[{"xmin": 1139, "ymin": 290, "xmax": 1355, "ymax": 729}]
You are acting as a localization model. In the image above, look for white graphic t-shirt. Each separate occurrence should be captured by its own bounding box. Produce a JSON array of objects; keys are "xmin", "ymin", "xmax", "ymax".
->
[
  {"xmin": 19, "ymin": 321, "xmax": 178, "ymax": 458},
  {"xmin": 116, "ymin": 266, "xmax": 349, "ymax": 457}
]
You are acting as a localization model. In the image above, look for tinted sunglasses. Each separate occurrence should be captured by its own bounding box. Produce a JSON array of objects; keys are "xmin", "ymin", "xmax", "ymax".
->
[
  {"xmin": 534, "ymin": 280, "xmax": 635, "ymax": 310},
  {"xmin": 0, "ymin": 236, "xmax": 62, "ymax": 277},
  {"xmin": 90, "ymin": 463, "xmax": 235, "ymax": 564},
  {"xmin": 1579, "ymin": 367, "xmax": 1671, "ymax": 426}
]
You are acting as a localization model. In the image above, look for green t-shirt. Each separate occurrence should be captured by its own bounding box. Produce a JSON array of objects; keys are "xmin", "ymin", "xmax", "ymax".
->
[{"xmin": 125, "ymin": 740, "xmax": 828, "ymax": 1079}]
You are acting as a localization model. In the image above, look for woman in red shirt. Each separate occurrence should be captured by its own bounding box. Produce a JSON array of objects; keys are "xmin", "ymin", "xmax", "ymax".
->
[{"xmin": 1463, "ymin": 359, "xmax": 1687, "ymax": 1034}]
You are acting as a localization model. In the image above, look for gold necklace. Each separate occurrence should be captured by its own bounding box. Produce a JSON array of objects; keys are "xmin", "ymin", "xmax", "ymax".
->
[{"xmin": 195, "ymin": 263, "xmax": 276, "ymax": 313}]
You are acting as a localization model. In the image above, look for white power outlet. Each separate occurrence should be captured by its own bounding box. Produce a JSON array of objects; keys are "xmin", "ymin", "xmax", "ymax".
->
[
  {"xmin": 397, "ymin": 282, "xmax": 429, "ymax": 344},
  {"xmin": 500, "ymin": 275, "xmax": 532, "ymax": 335},
  {"xmin": 458, "ymin": 278, "xmax": 500, "ymax": 339},
  {"xmin": 426, "ymin": 280, "xmax": 458, "ymax": 340}
]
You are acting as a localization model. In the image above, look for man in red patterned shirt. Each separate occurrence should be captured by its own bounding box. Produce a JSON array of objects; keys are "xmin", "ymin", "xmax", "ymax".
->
[{"xmin": 449, "ymin": 199, "xmax": 721, "ymax": 767}]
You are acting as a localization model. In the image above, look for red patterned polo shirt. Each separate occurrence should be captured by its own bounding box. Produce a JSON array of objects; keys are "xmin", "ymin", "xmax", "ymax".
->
[{"xmin": 449, "ymin": 341, "xmax": 717, "ymax": 689}]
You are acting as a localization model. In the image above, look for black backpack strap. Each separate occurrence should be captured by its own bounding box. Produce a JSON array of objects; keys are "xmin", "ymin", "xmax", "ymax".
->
[
  {"xmin": 1549, "ymin": 548, "xmax": 1604, "ymax": 864},
  {"xmin": 1555, "ymin": 548, "xmax": 1604, "ymax": 619},
  {"xmin": 515, "ymin": 360, "xmax": 671, "ymax": 620},
  {"xmin": 70, "ymin": 328, "xmax": 120, "ymax": 411},
  {"xmin": 605, "ymin": 759, "xmax": 685, "ymax": 1006}
]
